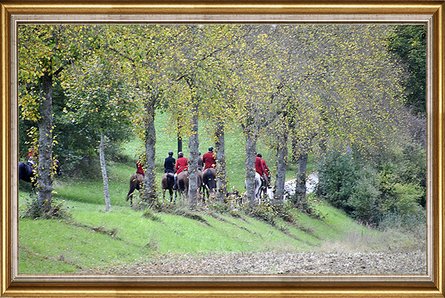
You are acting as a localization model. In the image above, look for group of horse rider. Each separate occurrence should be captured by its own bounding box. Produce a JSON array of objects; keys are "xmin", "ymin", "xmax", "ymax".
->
[
  {"xmin": 163, "ymin": 146, "xmax": 217, "ymax": 190},
  {"xmin": 134, "ymin": 147, "xmax": 271, "ymax": 189}
]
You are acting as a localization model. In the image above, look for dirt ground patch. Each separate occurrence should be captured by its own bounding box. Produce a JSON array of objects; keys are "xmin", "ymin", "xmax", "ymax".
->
[{"xmin": 83, "ymin": 250, "xmax": 426, "ymax": 275}]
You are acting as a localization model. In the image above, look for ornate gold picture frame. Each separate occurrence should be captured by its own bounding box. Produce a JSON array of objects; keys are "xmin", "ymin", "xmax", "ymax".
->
[{"xmin": 1, "ymin": 1, "xmax": 444, "ymax": 297}]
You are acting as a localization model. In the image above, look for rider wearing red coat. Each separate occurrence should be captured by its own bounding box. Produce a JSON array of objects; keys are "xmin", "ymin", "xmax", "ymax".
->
[
  {"xmin": 255, "ymin": 153, "xmax": 270, "ymax": 186},
  {"xmin": 136, "ymin": 161, "xmax": 145, "ymax": 176},
  {"xmin": 175, "ymin": 152, "xmax": 189, "ymax": 174},
  {"xmin": 261, "ymin": 158, "xmax": 270, "ymax": 177},
  {"xmin": 202, "ymin": 146, "xmax": 216, "ymax": 170},
  {"xmin": 255, "ymin": 155, "xmax": 265, "ymax": 176}
]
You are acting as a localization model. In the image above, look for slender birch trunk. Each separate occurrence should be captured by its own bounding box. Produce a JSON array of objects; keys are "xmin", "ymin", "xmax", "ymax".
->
[{"xmin": 99, "ymin": 133, "xmax": 111, "ymax": 212}]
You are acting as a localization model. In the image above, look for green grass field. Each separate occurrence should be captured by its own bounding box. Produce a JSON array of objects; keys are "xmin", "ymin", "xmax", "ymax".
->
[
  {"xmin": 18, "ymin": 112, "xmax": 395, "ymax": 275},
  {"xmin": 19, "ymin": 191, "xmax": 380, "ymax": 274}
]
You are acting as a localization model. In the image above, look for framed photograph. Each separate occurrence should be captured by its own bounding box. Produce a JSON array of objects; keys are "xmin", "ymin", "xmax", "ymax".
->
[{"xmin": 1, "ymin": 1, "xmax": 444, "ymax": 297}]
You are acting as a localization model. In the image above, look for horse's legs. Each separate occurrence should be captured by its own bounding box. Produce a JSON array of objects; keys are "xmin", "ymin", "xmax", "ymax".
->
[
  {"xmin": 167, "ymin": 188, "xmax": 172, "ymax": 202},
  {"xmin": 127, "ymin": 188, "xmax": 134, "ymax": 207},
  {"xmin": 162, "ymin": 189, "xmax": 166, "ymax": 205},
  {"xmin": 255, "ymin": 181, "xmax": 261, "ymax": 204},
  {"xmin": 127, "ymin": 194, "xmax": 133, "ymax": 207},
  {"xmin": 205, "ymin": 185, "xmax": 211, "ymax": 203}
]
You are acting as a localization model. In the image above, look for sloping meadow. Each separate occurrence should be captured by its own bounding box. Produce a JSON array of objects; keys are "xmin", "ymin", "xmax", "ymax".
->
[{"xmin": 18, "ymin": 196, "xmax": 379, "ymax": 275}]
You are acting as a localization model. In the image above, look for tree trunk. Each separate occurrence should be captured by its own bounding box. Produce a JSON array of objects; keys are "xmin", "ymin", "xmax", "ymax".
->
[
  {"xmin": 177, "ymin": 136, "xmax": 183, "ymax": 155},
  {"xmin": 294, "ymin": 153, "xmax": 308, "ymax": 210},
  {"xmin": 177, "ymin": 120, "xmax": 183, "ymax": 154},
  {"xmin": 215, "ymin": 120, "xmax": 227, "ymax": 202},
  {"xmin": 37, "ymin": 73, "xmax": 53, "ymax": 213},
  {"xmin": 245, "ymin": 132, "xmax": 257, "ymax": 208},
  {"xmin": 188, "ymin": 103, "xmax": 199, "ymax": 208},
  {"xmin": 143, "ymin": 99, "xmax": 157, "ymax": 206},
  {"xmin": 99, "ymin": 133, "xmax": 111, "ymax": 212},
  {"xmin": 274, "ymin": 134, "xmax": 288, "ymax": 203}
]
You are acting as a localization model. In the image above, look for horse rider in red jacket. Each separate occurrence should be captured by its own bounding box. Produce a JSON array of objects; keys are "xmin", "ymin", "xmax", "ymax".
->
[
  {"xmin": 255, "ymin": 153, "xmax": 270, "ymax": 186},
  {"xmin": 202, "ymin": 146, "xmax": 216, "ymax": 173},
  {"xmin": 27, "ymin": 147, "xmax": 35, "ymax": 166},
  {"xmin": 136, "ymin": 160, "xmax": 145, "ymax": 176},
  {"xmin": 174, "ymin": 152, "xmax": 188, "ymax": 189}
]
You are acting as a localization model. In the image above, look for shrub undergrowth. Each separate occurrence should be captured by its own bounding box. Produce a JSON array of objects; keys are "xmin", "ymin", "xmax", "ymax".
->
[
  {"xmin": 21, "ymin": 194, "xmax": 71, "ymax": 220},
  {"xmin": 317, "ymin": 145, "xmax": 426, "ymax": 229}
]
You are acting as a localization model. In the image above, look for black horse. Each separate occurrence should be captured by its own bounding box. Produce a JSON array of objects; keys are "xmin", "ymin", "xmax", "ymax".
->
[
  {"xmin": 18, "ymin": 160, "xmax": 61, "ymax": 188},
  {"xmin": 202, "ymin": 168, "xmax": 217, "ymax": 200},
  {"xmin": 18, "ymin": 162, "xmax": 35, "ymax": 185}
]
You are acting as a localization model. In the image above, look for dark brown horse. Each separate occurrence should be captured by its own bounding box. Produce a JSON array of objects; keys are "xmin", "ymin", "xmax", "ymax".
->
[
  {"xmin": 176, "ymin": 171, "xmax": 189, "ymax": 199},
  {"xmin": 126, "ymin": 173, "xmax": 144, "ymax": 207},
  {"xmin": 202, "ymin": 168, "xmax": 217, "ymax": 200},
  {"xmin": 161, "ymin": 172, "xmax": 175, "ymax": 203},
  {"xmin": 173, "ymin": 170, "xmax": 203, "ymax": 201}
]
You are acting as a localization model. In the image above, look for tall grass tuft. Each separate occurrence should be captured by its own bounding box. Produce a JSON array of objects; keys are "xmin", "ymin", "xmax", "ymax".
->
[
  {"xmin": 21, "ymin": 194, "xmax": 71, "ymax": 220},
  {"xmin": 155, "ymin": 204, "xmax": 211, "ymax": 225},
  {"xmin": 378, "ymin": 210, "xmax": 426, "ymax": 251},
  {"xmin": 142, "ymin": 209, "xmax": 162, "ymax": 222}
]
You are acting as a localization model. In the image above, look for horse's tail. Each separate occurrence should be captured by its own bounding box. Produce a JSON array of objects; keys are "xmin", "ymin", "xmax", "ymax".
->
[
  {"xmin": 127, "ymin": 174, "xmax": 138, "ymax": 201},
  {"xmin": 178, "ymin": 179, "xmax": 184, "ymax": 192},
  {"xmin": 167, "ymin": 173, "xmax": 174, "ymax": 188},
  {"xmin": 203, "ymin": 168, "xmax": 216, "ymax": 190},
  {"xmin": 127, "ymin": 185, "xmax": 134, "ymax": 201}
]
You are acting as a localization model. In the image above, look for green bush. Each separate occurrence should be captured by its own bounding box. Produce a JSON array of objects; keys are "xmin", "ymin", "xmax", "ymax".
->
[
  {"xmin": 249, "ymin": 202, "xmax": 278, "ymax": 224},
  {"xmin": 208, "ymin": 201, "xmax": 231, "ymax": 213},
  {"xmin": 21, "ymin": 195, "xmax": 71, "ymax": 220},
  {"xmin": 380, "ymin": 182, "xmax": 423, "ymax": 216},
  {"xmin": 347, "ymin": 167, "xmax": 381, "ymax": 225},
  {"xmin": 317, "ymin": 147, "xmax": 425, "ymax": 227},
  {"xmin": 316, "ymin": 151, "xmax": 359, "ymax": 213}
]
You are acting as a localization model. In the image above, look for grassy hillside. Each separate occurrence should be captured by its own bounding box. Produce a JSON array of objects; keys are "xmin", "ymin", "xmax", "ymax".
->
[{"xmin": 19, "ymin": 190, "xmax": 385, "ymax": 274}]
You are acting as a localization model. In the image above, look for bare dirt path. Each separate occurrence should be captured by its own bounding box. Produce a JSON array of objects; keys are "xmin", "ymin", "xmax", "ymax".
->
[{"xmin": 84, "ymin": 250, "xmax": 426, "ymax": 275}]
